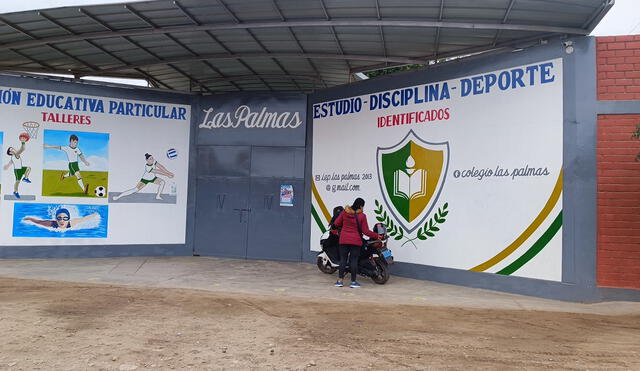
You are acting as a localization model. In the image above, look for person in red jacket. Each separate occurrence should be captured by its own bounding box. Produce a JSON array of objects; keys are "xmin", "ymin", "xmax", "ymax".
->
[{"xmin": 333, "ymin": 197, "xmax": 380, "ymax": 288}]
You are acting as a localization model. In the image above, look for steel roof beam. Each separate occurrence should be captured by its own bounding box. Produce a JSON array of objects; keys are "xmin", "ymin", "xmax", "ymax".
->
[
  {"xmin": 0, "ymin": 15, "xmax": 97, "ymax": 72},
  {"xmin": 168, "ymin": 63, "xmax": 212, "ymax": 93},
  {"xmin": 374, "ymin": 0, "xmax": 387, "ymax": 61},
  {"xmin": 0, "ymin": 19, "xmax": 588, "ymax": 51},
  {"xmin": 351, "ymin": 31, "xmax": 558, "ymax": 74},
  {"xmin": 78, "ymin": 7, "xmax": 173, "ymax": 89},
  {"xmin": 218, "ymin": 0, "xmax": 301, "ymax": 91},
  {"xmin": 84, "ymin": 52, "xmax": 430, "ymax": 77},
  {"xmin": 40, "ymin": 11, "xmax": 131, "ymax": 70},
  {"xmin": 492, "ymin": 0, "xmax": 516, "ymax": 46},
  {"xmin": 583, "ymin": 0, "xmax": 615, "ymax": 31},
  {"xmin": 171, "ymin": 1, "xmax": 241, "ymax": 91},
  {"xmin": 433, "ymin": 0, "xmax": 445, "ymax": 58},
  {"xmin": 199, "ymin": 73, "xmax": 321, "ymax": 83},
  {"xmin": 7, "ymin": 48, "xmax": 55, "ymax": 71},
  {"xmin": 124, "ymin": 5, "xmax": 157, "ymax": 29},
  {"xmin": 271, "ymin": 0, "xmax": 326, "ymax": 88},
  {"xmin": 216, "ymin": 0, "xmax": 275, "ymax": 91},
  {"xmin": 319, "ymin": 0, "xmax": 351, "ymax": 76}
]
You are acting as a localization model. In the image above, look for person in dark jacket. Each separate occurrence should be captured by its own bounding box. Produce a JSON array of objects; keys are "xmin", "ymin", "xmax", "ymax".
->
[{"xmin": 333, "ymin": 197, "xmax": 380, "ymax": 288}]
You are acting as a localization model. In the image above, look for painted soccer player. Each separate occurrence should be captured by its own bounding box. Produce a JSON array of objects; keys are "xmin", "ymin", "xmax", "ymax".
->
[
  {"xmin": 23, "ymin": 208, "xmax": 99, "ymax": 231},
  {"xmin": 113, "ymin": 153, "xmax": 174, "ymax": 201},
  {"xmin": 44, "ymin": 134, "xmax": 90, "ymax": 194},
  {"xmin": 3, "ymin": 137, "xmax": 32, "ymax": 199}
]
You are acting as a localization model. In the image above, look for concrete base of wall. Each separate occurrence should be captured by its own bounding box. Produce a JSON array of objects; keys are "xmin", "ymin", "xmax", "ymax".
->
[{"xmin": 304, "ymin": 254, "xmax": 640, "ymax": 303}]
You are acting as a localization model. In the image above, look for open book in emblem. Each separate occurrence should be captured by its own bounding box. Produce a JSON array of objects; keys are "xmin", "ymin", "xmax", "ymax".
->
[{"xmin": 393, "ymin": 155, "xmax": 427, "ymax": 200}]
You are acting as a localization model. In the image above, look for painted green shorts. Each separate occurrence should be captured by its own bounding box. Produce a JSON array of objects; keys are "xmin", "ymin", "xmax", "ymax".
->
[
  {"xmin": 140, "ymin": 177, "xmax": 158, "ymax": 185},
  {"xmin": 14, "ymin": 167, "xmax": 27, "ymax": 181},
  {"xmin": 68, "ymin": 161, "xmax": 80, "ymax": 176}
]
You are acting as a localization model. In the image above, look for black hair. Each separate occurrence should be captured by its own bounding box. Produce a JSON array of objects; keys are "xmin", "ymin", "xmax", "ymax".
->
[
  {"xmin": 351, "ymin": 197, "xmax": 365, "ymax": 211},
  {"xmin": 329, "ymin": 206, "xmax": 344, "ymax": 226},
  {"xmin": 6, "ymin": 147, "xmax": 13, "ymax": 156},
  {"xmin": 69, "ymin": 134, "xmax": 79, "ymax": 141},
  {"xmin": 145, "ymin": 153, "xmax": 152, "ymax": 160}
]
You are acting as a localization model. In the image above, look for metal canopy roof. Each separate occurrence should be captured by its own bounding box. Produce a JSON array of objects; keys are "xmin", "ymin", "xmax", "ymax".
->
[{"xmin": 0, "ymin": 0, "xmax": 613, "ymax": 93}]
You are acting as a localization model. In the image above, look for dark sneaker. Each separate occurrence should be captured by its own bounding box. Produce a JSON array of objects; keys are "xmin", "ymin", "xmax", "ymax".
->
[
  {"xmin": 13, "ymin": 192, "xmax": 20, "ymax": 199},
  {"xmin": 350, "ymin": 281, "xmax": 361, "ymax": 288},
  {"xmin": 22, "ymin": 178, "xmax": 31, "ymax": 183},
  {"xmin": 84, "ymin": 184, "xmax": 90, "ymax": 194},
  {"xmin": 334, "ymin": 280, "xmax": 344, "ymax": 287}
]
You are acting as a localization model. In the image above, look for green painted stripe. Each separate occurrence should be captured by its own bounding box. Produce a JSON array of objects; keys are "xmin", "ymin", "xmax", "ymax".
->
[
  {"xmin": 311, "ymin": 206, "xmax": 327, "ymax": 233},
  {"xmin": 497, "ymin": 211, "xmax": 563, "ymax": 275}
]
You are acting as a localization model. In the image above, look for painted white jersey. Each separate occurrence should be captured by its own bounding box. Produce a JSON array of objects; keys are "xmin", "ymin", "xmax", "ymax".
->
[
  {"xmin": 142, "ymin": 161, "xmax": 157, "ymax": 180},
  {"xmin": 10, "ymin": 154, "xmax": 22, "ymax": 169},
  {"xmin": 61, "ymin": 146, "xmax": 82, "ymax": 162}
]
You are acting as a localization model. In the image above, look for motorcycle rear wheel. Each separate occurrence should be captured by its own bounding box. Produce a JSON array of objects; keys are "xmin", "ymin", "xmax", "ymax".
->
[
  {"xmin": 371, "ymin": 259, "xmax": 390, "ymax": 284},
  {"xmin": 317, "ymin": 256, "xmax": 337, "ymax": 274}
]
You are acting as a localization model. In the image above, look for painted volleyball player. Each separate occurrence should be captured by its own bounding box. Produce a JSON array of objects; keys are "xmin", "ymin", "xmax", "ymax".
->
[
  {"xmin": 3, "ymin": 134, "xmax": 32, "ymax": 199},
  {"xmin": 44, "ymin": 134, "xmax": 90, "ymax": 194},
  {"xmin": 113, "ymin": 153, "xmax": 174, "ymax": 201},
  {"xmin": 23, "ymin": 208, "xmax": 99, "ymax": 231}
]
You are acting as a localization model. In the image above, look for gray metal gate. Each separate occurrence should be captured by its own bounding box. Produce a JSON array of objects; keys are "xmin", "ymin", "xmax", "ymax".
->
[{"xmin": 194, "ymin": 145, "xmax": 305, "ymax": 261}]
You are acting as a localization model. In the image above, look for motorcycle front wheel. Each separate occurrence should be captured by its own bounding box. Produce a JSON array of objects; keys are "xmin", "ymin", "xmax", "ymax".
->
[
  {"xmin": 317, "ymin": 256, "xmax": 337, "ymax": 274},
  {"xmin": 371, "ymin": 258, "xmax": 390, "ymax": 284}
]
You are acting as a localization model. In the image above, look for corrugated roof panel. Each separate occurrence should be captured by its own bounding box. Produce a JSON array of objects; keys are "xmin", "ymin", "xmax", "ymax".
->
[{"xmin": 0, "ymin": 0, "xmax": 612, "ymax": 92}]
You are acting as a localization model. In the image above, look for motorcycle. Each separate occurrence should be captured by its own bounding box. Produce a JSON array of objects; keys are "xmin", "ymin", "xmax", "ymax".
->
[{"xmin": 317, "ymin": 221, "xmax": 393, "ymax": 284}]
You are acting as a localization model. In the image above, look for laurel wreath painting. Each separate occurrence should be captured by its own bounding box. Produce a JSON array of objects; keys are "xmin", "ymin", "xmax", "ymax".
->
[{"xmin": 374, "ymin": 199, "xmax": 449, "ymax": 247}]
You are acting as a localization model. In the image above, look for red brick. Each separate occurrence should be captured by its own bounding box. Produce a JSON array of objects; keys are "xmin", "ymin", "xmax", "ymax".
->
[
  {"xmin": 606, "ymin": 71, "xmax": 626, "ymax": 79},
  {"xmin": 607, "ymin": 85, "xmax": 627, "ymax": 93},
  {"xmin": 599, "ymin": 236, "xmax": 640, "ymax": 245},
  {"xmin": 598, "ymin": 258, "xmax": 640, "ymax": 268},
  {"xmin": 599, "ymin": 36, "xmax": 617, "ymax": 42},
  {"xmin": 607, "ymin": 56, "xmax": 626, "ymax": 64},
  {"xmin": 598, "ymin": 93, "xmax": 618, "ymax": 100},
  {"xmin": 597, "ymin": 50, "xmax": 615, "ymax": 58},
  {"xmin": 624, "ymin": 56, "xmax": 640, "ymax": 64},
  {"xmin": 625, "ymin": 71, "xmax": 640, "ymax": 79},
  {"xmin": 607, "ymin": 86, "xmax": 626, "ymax": 93},
  {"xmin": 615, "ymin": 36, "xmax": 637, "ymax": 42},
  {"xmin": 615, "ymin": 49, "xmax": 636, "ymax": 57},
  {"xmin": 609, "ymin": 42, "xmax": 628, "ymax": 50},
  {"xmin": 599, "ymin": 78, "xmax": 617, "ymax": 86},
  {"xmin": 626, "ymin": 41, "xmax": 640, "ymax": 49},
  {"xmin": 616, "ymin": 78, "xmax": 636, "ymax": 85},
  {"xmin": 628, "ymin": 86, "xmax": 640, "ymax": 93},
  {"xmin": 615, "ymin": 64, "xmax": 635, "ymax": 71},
  {"xmin": 635, "ymin": 50, "xmax": 640, "ymax": 56},
  {"xmin": 600, "ymin": 221, "xmax": 640, "ymax": 230},
  {"xmin": 599, "ymin": 64, "xmax": 616, "ymax": 72}
]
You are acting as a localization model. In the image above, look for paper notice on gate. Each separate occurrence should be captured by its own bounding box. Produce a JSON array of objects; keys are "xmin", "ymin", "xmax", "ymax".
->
[{"xmin": 280, "ymin": 185, "xmax": 294, "ymax": 207}]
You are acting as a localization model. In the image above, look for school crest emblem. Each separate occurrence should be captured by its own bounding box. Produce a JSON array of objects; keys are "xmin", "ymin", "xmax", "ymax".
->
[{"xmin": 376, "ymin": 130, "xmax": 449, "ymax": 233}]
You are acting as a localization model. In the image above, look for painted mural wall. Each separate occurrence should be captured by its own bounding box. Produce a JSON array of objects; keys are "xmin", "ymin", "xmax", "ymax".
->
[
  {"xmin": 0, "ymin": 87, "xmax": 190, "ymax": 245},
  {"xmin": 311, "ymin": 59, "xmax": 564, "ymax": 281}
]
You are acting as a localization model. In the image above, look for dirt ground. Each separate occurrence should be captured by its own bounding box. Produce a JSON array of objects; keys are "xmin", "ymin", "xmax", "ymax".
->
[{"xmin": 0, "ymin": 277, "xmax": 639, "ymax": 370}]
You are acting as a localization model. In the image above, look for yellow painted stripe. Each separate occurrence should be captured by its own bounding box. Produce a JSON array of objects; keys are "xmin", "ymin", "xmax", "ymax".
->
[
  {"xmin": 470, "ymin": 170, "xmax": 563, "ymax": 272},
  {"xmin": 311, "ymin": 180, "xmax": 331, "ymax": 223}
]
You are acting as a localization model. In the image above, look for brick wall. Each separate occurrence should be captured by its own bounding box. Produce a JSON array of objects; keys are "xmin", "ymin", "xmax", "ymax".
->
[
  {"xmin": 597, "ymin": 36, "xmax": 640, "ymax": 101},
  {"xmin": 597, "ymin": 115, "xmax": 640, "ymax": 289},
  {"xmin": 596, "ymin": 35, "xmax": 640, "ymax": 289}
]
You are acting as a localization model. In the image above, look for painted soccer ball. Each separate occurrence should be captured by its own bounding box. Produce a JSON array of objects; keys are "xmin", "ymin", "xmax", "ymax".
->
[
  {"xmin": 94, "ymin": 186, "xmax": 106, "ymax": 197},
  {"xmin": 166, "ymin": 148, "xmax": 178, "ymax": 159}
]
